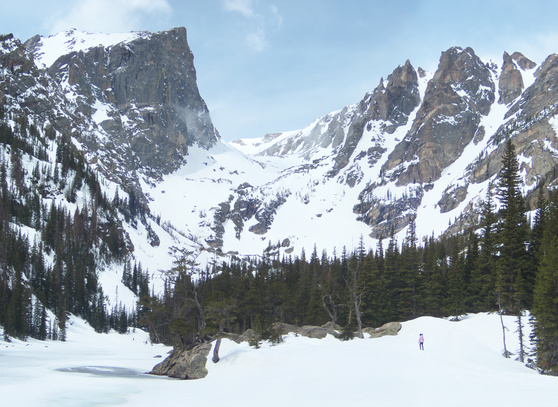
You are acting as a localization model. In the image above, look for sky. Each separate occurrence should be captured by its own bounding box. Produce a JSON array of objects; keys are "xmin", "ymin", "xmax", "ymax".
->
[{"xmin": 3, "ymin": 0, "xmax": 558, "ymax": 141}]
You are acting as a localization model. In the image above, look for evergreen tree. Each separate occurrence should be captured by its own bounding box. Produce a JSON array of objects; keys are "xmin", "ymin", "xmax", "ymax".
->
[
  {"xmin": 532, "ymin": 190, "xmax": 558, "ymax": 374},
  {"xmin": 475, "ymin": 186, "xmax": 498, "ymax": 311},
  {"xmin": 382, "ymin": 230, "xmax": 400, "ymax": 321},
  {"xmin": 463, "ymin": 230, "xmax": 480, "ymax": 311},
  {"xmin": 398, "ymin": 220, "xmax": 420, "ymax": 320},
  {"xmin": 532, "ymin": 236, "xmax": 558, "ymax": 374},
  {"xmin": 496, "ymin": 139, "xmax": 530, "ymax": 314},
  {"xmin": 446, "ymin": 236, "xmax": 465, "ymax": 318}
]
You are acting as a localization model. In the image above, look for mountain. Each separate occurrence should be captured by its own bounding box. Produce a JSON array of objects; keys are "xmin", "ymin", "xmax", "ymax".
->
[
  {"xmin": 229, "ymin": 46, "xmax": 558, "ymax": 247},
  {"xmin": 2, "ymin": 26, "xmax": 558, "ymax": 338}
]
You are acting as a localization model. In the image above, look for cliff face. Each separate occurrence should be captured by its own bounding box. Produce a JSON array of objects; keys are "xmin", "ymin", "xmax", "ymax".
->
[
  {"xmin": 382, "ymin": 47, "xmax": 495, "ymax": 186},
  {"xmin": 25, "ymin": 27, "xmax": 219, "ymax": 183}
]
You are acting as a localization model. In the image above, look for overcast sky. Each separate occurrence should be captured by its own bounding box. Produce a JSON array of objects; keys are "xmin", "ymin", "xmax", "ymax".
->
[{"xmin": 3, "ymin": 0, "xmax": 558, "ymax": 141}]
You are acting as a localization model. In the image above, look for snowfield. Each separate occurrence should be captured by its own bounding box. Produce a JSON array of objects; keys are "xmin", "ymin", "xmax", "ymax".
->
[{"xmin": 1, "ymin": 313, "xmax": 556, "ymax": 406}]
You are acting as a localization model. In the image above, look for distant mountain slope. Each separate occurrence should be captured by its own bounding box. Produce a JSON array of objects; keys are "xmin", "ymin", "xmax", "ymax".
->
[{"xmin": 229, "ymin": 46, "xmax": 558, "ymax": 249}]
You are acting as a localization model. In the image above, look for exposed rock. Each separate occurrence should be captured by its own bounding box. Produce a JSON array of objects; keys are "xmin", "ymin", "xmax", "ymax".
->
[
  {"xmin": 271, "ymin": 322, "xmax": 299, "ymax": 335},
  {"xmin": 352, "ymin": 47, "xmax": 495, "ymax": 236},
  {"xmin": 383, "ymin": 47, "xmax": 494, "ymax": 187},
  {"xmin": 354, "ymin": 185, "xmax": 423, "ymax": 237},
  {"xmin": 362, "ymin": 321, "xmax": 402, "ymax": 338},
  {"xmin": 437, "ymin": 185, "xmax": 468, "ymax": 213},
  {"xmin": 499, "ymin": 51, "xmax": 524, "ymax": 105},
  {"xmin": 511, "ymin": 51, "xmax": 536, "ymax": 71},
  {"xmin": 271, "ymin": 320, "xmax": 402, "ymax": 340},
  {"xmin": 237, "ymin": 328, "xmax": 261, "ymax": 344},
  {"xmin": 298, "ymin": 325, "xmax": 339, "ymax": 339},
  {"xmin": 329, "ymin": 60, "xmax": 420, "ymax": 176},
  {"xmin": 270, "ymin": 322, "xmax": 342, "ymax": 339},
  {"xmin": 472, "ymin": 53, "xmax": 558, "ymax": 189},
  {"xmin": 149, "ymin": 342, "xmax": 212, "ymax": 380}
]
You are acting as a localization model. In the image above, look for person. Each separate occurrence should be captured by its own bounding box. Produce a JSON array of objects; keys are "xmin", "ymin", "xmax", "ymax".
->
[{"xmin": 418, "ymin": 333, "xmax": 424, "ymax": 350}]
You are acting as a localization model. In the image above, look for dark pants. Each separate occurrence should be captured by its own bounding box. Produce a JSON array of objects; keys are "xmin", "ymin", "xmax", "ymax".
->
[{"xmin": 419, "ymin": 342, "xmax": 424, "ymax": 350}]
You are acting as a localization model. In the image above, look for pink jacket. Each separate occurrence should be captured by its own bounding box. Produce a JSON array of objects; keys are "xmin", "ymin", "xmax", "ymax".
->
[{"xmin": 418, "ymin": 334, "xmax": 424, "ymax": 343}]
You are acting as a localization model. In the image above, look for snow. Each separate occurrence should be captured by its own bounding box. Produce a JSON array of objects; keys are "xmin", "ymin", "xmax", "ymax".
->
[
  {"xmin": 1, "ymin": 313, "xmax": 556, "ymax": 406},
  {"xmin": 34, "ymin": 29, "xmax": 147, "ymax": 68},
  {"xmin": 92, "ymin": 100, "xmax": 111, "ymax": 125}
]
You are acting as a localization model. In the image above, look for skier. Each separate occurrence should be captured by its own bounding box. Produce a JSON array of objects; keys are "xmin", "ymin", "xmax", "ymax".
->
[{"xmin": 418, "ymin": 333, "xmax": 424, "ymax": 350}]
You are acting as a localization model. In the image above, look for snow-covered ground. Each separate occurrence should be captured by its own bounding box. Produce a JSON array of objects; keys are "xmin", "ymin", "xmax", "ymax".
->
[{"xmin": 1, "ymin": 313, "xmax": 556, "ymax": 406}]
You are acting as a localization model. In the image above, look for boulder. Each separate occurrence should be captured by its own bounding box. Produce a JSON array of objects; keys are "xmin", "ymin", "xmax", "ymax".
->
[
  {"xmin": 149, "ymin": 342, "xmax": 211, "ymax": 380},
  {"xmin": 270, "ymin": 322, "xmax": 341, "ymax": 339},
  {"xmin": 362, "ymin": 321, "xmax": 402, "ymax": 338},
  {"xmin": 236, "ymin": 328, "xmax": 261, "ymax": 344},
  {"xmin": 298, "ymin": 325, "xmax": 337, "ymax": 339}
]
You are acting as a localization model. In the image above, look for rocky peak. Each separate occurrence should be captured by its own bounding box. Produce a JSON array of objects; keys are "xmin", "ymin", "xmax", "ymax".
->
[
  {"xmin": 476, "ymin": 52, "xmax": 558, "ymax": 190},
  {"xmin": 328, "ymin": 59, "xmax": 420, "ymax": 176},
  {"xmin": 382, "ymin": 46, "xmax": 494, "ymax": 186},
  {"xmin": 511, "ymin": 51, "xmax": 537, "ymax": 71},
  {"xmin": 25, "ymin": 27, "xmax": 219, "ymax": 181},
  {"xmin": 1, "ymin": 35, "xmax": 72, "ymax": 129},
  {"xmin": 0, "ymin": 35, "xmax": 35, "ymax": 75},
  {"xmin": 503, "ymin": 53, "xmax": 558, "ymax": 123},
  {"xmin": 362, "ymin": 59, "xmax": 420, "ymax": 132},
  {"xmin": 498, "ymin": 51, "xmax": 535, "ymax": 105},
  {"xmin": 252, "ymin": 59, "xmax": 420, "ymax": 172},
  {"xmin": 499, "ymin": 51, "xmax": 525, "ymax": 105}
]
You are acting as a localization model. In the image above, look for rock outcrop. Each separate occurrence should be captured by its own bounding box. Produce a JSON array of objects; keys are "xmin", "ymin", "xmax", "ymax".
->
[
  {"xmin": 470, "ymin": 52, "xmax": 558, "ymax": 190},
  {"xmin": 354, "ymin": 47, "xmax": 496, "ymax": 236},
  {"xmin": 499, "ymin": 51, "xmax": 526, "ymax": 105},
  {"xmin": 329, "ymin": 59, "xmax": 420, "ymax": 176},
  {"xmin": 149, "ymin": 320, "xmax": 402, "ymax": 380},
  {"xmin": 362, "ymin": 321, "xmax": 402, "ymax": 338},
  {"xmin": 149, "ymin": 342, "xmax": 212, "ymax": 380},
  {"xmin": 270, "ymin": 322, "xmax": 342, "ymax": 339}
]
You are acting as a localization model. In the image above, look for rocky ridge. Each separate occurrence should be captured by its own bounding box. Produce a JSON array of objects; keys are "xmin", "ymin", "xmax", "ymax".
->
[{"xmin": 228, "ymin": 46, "xmax": 558, "ymax": 245}]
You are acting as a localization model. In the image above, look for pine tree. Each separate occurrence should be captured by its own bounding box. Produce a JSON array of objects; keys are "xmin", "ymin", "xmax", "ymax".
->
[
  {"xmin": 382, "ymin": 230, "xmax": 400, "ymax": 321},
  {"xmin": 496, "ymin": 139, "xmax": 530, "ymax": 314},
  {"xmin": 532, "ymin": 236, "xmax": 558, "ymax": 374},
  {"xmin": 398, "ymin": 220, "xmax": 419, "ymax": 320},
  {"xmin": 532, "ymin": 190, "xmax": 558, "ymax": 374},
  {"xmin": 463, "ymin": 230, "xmax": 480, "ymax": 311},
  {"xmin": 475, "ymin": 186, "xmax": 498, "ymax": 311},
  {"xmin": 446, "ymin": 236, "xmax": 465, "ymax": 319}
]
